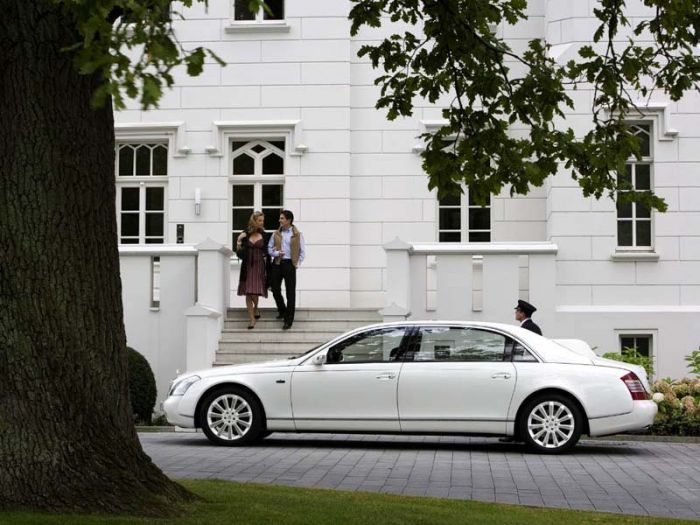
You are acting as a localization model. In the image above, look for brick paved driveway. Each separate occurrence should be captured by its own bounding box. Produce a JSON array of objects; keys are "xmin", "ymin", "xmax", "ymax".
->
[{"xmin": 140, "ymin": 432, "xmax": 700, "ymax": 520}]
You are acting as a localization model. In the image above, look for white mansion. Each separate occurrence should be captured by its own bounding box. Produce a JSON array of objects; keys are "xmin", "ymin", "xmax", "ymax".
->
[{"xmin": 115, "ymin": 0, "xmax": 700, "ymax": 402}]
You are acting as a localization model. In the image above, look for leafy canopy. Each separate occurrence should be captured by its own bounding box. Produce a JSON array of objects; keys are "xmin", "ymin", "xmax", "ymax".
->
[
  {"xmin": 349, "ymin": 0, "xmax": 700, "ymax": 210},
  {"xmin": 55, "ymin": 0, "xmax": 264, "ymax": 109}
]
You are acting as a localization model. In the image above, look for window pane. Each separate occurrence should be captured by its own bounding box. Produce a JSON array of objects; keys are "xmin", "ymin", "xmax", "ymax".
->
[
  {"xmin": 233, "ymin": 153, "xmax": 255, "ymax": 175},
  {"xmin": 439, "ymin": 194, "xmax": 460, "ymax": 206},
  {"xmin": 412, "ymin": 327, "xmax": 506, "ymax": 362},
  {"xmin": 326, "ymin": 327, "xmax": 406, "ymax": 364},
  {"xmin": 135, "ymin": 145, "xmax": 151, "ymax": 176},
  {"xmin": 270, "ymin": 140, "xmax": 285, "ymax": 151},
  {"xmin": 120, "ymin": 238, "xmax": 139, "ymax": 244},
  {"xmin": 635, "ymin": 125, "xmax": 651, "ymax": 157},
  {"xmin": 146, "ymin": 187, "xmax": 164, "ymax": 211},
  {"xmin": 469, "ymin": 231, "xmax": 490, "ymax": 242},
  {"xmin": 636, "ymin": 220, "xmax": 651, "ymax": 246},
  {"xmin": 233, "ymin": 208, "xmax": 254, "ymax": 233},
  {"xmin": 145, "ymin": 238, "xmax": 164, "ymax": 244},
  {"xmin": 439, "ymin": 231, "xmax": 461, "ymax": 242},
  {"xmin": 234, "ymin": 0, "xmax": 255, "ymax": 20},
  {"xmin": 121, "ymin": 213, "xmax": 139, "ymax": 237},
  {"xmin": 263, "ymin": 0, "xmax": 284, "ymax": 19},
  {"xmin": 152, "ymin": 145, "xmax": 168, "ymax": 175},
  {"xmin": 468, "ymin": 192, "xmax": 484, "ymax": 206},
  {"xmin": 512, "ymin": 342, "xmax": 537, "ymax": 362},
  {"xmin": 262, "ymin": 184, "xmax": 283, "ymax": 206},
  {"xmin": 232, "ymin": 141, "xmax": 248, "ymax": 152},
  {"xmin": 146, "ymin": 213, "xmax": 164, "ymax": 237},
  {"xmin": 636, "ymin": 202, "xmax": 651, "ymax": 219},
  {"xmin": 232, "ymin": 185, "xmax": 254, "ymax": 207},
  {"xmin": 469, "ymin": 208, "xmax": 490, "ymax": 230},
  {"xmin": 620, "ymin": 337, "xmax": 636, "ymax": 351},
  {"xmin": 635, "ymin": 164, "xmax": 650, "ymax": 190},
  {"xmin": 262, "ymin": 209, "xmax": 280, "ymax": 231},
  {"xmin": 262, "ymin": 153, "xmax": 284, "ymax": 175},
  {"xmin": 635, "ymin": 337, "xmax": 651, "ymax": 357},
  {"xmin": 618, "ymin": 165, "xmax": 632, "ymax": 187},
  {"xmin": 121, "ymin": 187, "xmax": 140, "ymax": 211},
  {"xmin": 251, "ymin": 144, "xmax": 266, "ymax": 154},
  {"xmin": 118, "ymin": 146, "xmax": 134, "ymax": 176},
  {"xmin": 618, "ymin": 221, "xmax": 633, "ymax": 246},
  {"xmin": 439, "ymin": 208, "xmax": 460, "ymax": 230},
  {"xmin": 616, "ymin": 199, "xmax": 632, "ymax": 218}
]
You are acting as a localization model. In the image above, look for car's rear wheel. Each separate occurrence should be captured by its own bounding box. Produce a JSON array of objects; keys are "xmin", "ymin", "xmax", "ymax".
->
[
  {"xmin": 199, "ymin": 387, "xmax": 264, "ymax": 446},
  {"xmin": 519, "ymin": 394, "xmax": 582, "ymax": 454}
]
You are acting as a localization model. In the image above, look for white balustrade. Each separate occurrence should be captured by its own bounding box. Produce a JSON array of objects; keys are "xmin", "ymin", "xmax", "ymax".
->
[{"xmin": 382, "ymin": 239, "xmax": 558, "ymax": 324}]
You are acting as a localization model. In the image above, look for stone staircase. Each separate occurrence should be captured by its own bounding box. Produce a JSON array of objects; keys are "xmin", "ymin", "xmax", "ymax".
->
[{"xmin": 214, "ymin": 308, "xmax": 382, "ymax": 365}]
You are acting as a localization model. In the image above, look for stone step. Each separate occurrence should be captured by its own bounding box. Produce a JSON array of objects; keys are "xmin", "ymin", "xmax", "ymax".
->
[
  {"xmin": 218, "ymin": 341, "xmax": 322, "ymax": 353},
  {"xmin": 220, "ymin": 330, "xmax": 342, "ymax": 343},
  {"xmin": 214, "ymin": 354, "xmax": 295, "ymax": 366},
  {"xmin": 223, "ymin": 319, "xmax": 376, "ymax": 331},
  {"xmin": 225, "ymin": 308, "xmax": 381, "ymax": 321}
]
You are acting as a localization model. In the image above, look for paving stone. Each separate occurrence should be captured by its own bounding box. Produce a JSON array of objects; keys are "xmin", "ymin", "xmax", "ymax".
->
[{"xmin": 139, "ymin": 433, "xmax": 700, "ymax": 520}]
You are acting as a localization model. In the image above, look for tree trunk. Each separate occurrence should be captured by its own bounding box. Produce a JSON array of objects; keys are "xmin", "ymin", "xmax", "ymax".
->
[{"xmin": 0, "ymin": 1, "xmax": 194, "ymax": 515}]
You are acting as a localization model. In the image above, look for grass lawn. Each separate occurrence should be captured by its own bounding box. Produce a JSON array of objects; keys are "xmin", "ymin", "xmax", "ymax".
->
[{"xmin": 1, "ymin": 480, "xmax": 695, "ymax": 524}]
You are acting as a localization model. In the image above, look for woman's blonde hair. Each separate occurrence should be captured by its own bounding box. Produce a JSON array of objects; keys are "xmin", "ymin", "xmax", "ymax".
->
[{"xmin": 246, "ymin": 211, "xmax": 265, "ymax": 233}]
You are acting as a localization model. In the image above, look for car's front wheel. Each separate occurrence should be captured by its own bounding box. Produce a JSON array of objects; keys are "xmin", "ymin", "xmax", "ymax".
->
[
  {"xmin": 199, "ymin": 387, "xmax": 264, "ymax": 446},
  {"xmin": 519, "ymin": 394, "xmax": 583, "ymax": 454}
]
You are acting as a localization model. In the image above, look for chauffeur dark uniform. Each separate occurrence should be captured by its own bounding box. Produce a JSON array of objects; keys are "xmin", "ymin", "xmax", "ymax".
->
[{"xmin": 515, "ymin": 299, "xmax": 542, "ymax": 335}]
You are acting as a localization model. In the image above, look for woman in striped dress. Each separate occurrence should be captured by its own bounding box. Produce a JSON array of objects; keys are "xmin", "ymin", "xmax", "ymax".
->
[{"xmin": 236, "ymin": 212, "xmax": 270, "ymax": 329}]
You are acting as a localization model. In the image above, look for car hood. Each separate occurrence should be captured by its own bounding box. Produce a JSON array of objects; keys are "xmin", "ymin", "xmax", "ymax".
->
[{"xmin": 180, "ymin": 358, "xmax": 301, "ymax": 381}]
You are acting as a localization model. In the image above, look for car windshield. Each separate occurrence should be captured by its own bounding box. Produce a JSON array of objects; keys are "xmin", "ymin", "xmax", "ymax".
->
[{"xmin": 288, "ymin": 344, "xmax": 323, "ymax": 359}]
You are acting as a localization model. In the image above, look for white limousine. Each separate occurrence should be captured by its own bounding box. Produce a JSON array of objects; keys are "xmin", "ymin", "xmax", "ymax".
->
[{"xmin": 164, "ymin": 322, "xmax": 657, "ymax": 453}]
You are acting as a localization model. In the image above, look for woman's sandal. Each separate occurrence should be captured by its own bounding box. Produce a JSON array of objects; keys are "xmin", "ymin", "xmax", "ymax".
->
[
  {"xmin": 247, "ymin": 323, "xmax": 255, "ymax": 330},
  {"xmin": 254, "ymin": 309, "xmax": 261, "ymax": 319}
]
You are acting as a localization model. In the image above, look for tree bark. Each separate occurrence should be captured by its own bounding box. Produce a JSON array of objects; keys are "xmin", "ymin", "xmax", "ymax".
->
[{"xmin": 0, "ymin": 1, "xmax": 194, "ymax": 515}]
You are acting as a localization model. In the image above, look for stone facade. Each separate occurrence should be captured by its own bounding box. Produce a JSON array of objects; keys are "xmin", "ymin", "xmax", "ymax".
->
[{"xmin": 116, "ymin": 0, "xmax": 699, "ymax": 380}]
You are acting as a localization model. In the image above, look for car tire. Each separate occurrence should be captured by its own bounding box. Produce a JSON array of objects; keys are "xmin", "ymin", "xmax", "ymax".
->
[
  {"xmin": 199, "ymin": 387, "xmax": 264, "ymax": 446},
  {"xmin": 518, "ymin": 394, "xmax": 583, "ymax": 454}
]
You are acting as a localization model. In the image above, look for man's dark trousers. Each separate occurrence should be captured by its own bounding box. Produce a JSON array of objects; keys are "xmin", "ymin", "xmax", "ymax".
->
[{"xmin": 271, "ymin": 260, "xmax": 296, "ymax": 325}]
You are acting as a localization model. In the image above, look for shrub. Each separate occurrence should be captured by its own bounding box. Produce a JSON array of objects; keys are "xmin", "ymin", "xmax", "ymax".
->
[
  {"xmin": 686, "ymin": 350, "xmax": 700, "ymax": 377},
  {"xmin": 650, "ymin": 377, "xmax": 700, "ymax": 436},
  {"xmin": 602, "ymin": 346, "xmax": 654, "ymax": 378},
  {"xmin": 127, "ymin": 346, "xmax": 157, "ymax": 424}
]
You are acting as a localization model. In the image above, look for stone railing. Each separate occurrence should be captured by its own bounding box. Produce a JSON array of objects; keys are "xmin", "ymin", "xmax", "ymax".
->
[
  {"xmin": 119, "ymin": 239, "xmax": 231, "ymax": 404},
  {"xmin": 382, "ymin": 239, "xmax": 558, "ymax": 326}
]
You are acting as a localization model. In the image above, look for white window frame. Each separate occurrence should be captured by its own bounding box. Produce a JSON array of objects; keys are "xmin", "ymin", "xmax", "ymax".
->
[
  {"xmin": 226, "ymin": 0, "xmax": 289, "ymax": 33},
  {"xmin": 228, "ymin": 136, "xmax": 287, "ymax": 248},
  {"xmin": 116, "ymin": 184, "xmax": 167, "ymax": 244},
  {"xmin": 436, "ymin": 184, "xmax": 492, "ymax": 243},
  {"xmin": 616, "ymin": 122, "xmax": 654, "ymax": 253}
]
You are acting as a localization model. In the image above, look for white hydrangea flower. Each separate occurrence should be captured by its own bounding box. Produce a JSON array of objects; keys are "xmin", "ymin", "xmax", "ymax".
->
[{"xmin": 652, "ymin": 392, "xmax": 664, "ymax": 403}]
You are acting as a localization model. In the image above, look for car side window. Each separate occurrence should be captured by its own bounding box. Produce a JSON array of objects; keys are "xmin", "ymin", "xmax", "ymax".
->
[
  {"xmin": 326, "ymin": 327, "xmax": 407, "ymax": 364},
  {"xmin": 410, "ymin": 327, "xmax": 506, "ymax": 362},
  {"xmin": 512, "ymin": 341, "xmax": 538, "ymax": 362}
]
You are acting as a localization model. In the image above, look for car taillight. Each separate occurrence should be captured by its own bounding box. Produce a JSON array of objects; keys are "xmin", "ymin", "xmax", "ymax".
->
[{"xmin": 621, "ymin": 372, "xmax": 649, "ymax": 400}]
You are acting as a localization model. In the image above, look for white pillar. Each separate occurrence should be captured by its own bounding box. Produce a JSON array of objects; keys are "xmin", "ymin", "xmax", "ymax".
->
[
  {"xmin": 184, "ymin": 304, "xmax": 222, "ymax": 372},
  {"xmin": 381, "ymin": 237, "xmax": 412, "ymax": 321}
]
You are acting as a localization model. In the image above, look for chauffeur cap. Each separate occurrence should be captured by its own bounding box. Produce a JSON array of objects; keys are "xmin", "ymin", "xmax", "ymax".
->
[{"xmin": 515, "ymin": 299, "xmax": 537, "ymax": 317}]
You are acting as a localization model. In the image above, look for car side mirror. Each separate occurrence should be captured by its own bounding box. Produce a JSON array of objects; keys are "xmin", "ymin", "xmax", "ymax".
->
[{"xmin": 312, "ymin": 353, "xmax": 326, "ymax": 365}]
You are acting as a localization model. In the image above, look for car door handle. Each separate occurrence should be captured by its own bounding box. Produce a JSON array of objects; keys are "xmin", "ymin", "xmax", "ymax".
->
[
  {"xmin": 376, "ymin": 372, "xmax": 396, "ymax": 380},
  {"xmin": 491, "ymin": 372, "xmax": 512, "ymax": 379}
]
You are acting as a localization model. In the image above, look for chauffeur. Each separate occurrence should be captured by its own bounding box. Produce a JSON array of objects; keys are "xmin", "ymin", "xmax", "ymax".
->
[{"xmin": 515, "ymin": 299, "xmax": 542, "ymax": 335}]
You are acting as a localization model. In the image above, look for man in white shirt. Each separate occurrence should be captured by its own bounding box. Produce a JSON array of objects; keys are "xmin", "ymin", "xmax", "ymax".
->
[{"xmin": 267, "ymin": 210, "xmax": 305, "ymax": 330}]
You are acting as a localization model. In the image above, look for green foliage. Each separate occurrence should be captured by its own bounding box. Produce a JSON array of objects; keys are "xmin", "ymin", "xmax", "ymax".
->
[
  {"xmin": 53, "ymin": 0, "xmax": 265, "ymax": 109},
  {"xmin": 602, "ymin": 346, "xmax": 654, "ymax": 378},
  {"xmin": 127, "ymin": 346, "xmax": 157, "ymax": 424},
  {"xmin": 650, "ymin": 377, "xmax": 700, "ymax": 436},
  {"xmin": 686, "ymin": 350, "xmax": 700, "ymax": 377},
  {"xmin": 348, "ymin": 0, "xmax": 700, "ymax": 210}
]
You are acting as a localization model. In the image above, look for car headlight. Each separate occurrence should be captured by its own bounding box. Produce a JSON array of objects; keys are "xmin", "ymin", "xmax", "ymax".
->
[{"xmin": 169, "ymin": 375, "xmax": 201, "ymax": 396}]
